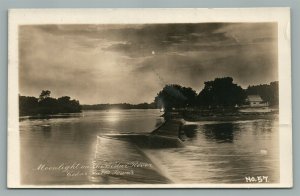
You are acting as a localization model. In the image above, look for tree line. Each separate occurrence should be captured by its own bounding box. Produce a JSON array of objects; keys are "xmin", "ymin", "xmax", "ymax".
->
[
  {"xmin": 19, "ymin": 77, "xmax": 278, "ymax": 115},
  {"xmin": 154, "ymin": 77, "xmax": 278, "ymax": 111},
  {"xmin": 19, "ymin": 90, "xmax": 82, "ymax": 116},
  {"xmin": 82, "ymin": 102, "xmax": 156, "ymax": 110}
]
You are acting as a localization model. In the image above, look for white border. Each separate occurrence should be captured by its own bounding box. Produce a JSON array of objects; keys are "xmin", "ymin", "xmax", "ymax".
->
[{"xmin": 7, "ymin": 8, "xmax": 292, "ymax": 188}]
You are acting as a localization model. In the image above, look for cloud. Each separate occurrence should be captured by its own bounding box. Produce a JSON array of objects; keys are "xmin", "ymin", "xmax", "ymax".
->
[
  {"xmin": 215, "ymin": 23, "xmax": 277, "ymax": 44},
  {"xmin": 19, "ymin": 23, "xmax": 278, "ymax": 104}
]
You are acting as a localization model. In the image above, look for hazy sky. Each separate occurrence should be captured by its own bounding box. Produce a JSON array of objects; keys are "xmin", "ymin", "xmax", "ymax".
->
[{"xmin": 19, "ymin": 23, "xmax": 278, "ymax": 104}]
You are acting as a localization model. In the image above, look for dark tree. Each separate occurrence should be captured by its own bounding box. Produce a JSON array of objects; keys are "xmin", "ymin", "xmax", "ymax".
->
[
  {"xmin": 57, "ymin": 96, "xmax": 71, "ymax": 103},
  {"xmin": 38, "ymin": 97, "xmax": 59, "ymax": 114},
  {"xmin": 39, "ymin": 90, "xmax": 51, "ymax": 101},
  {"xmin": 197, "ymin": 77, "xmax": 246, "ymax": 107},
  {"xmin": 19, "ymin": 90, "xmax": 82, "ymax": 116},
  {"xmin": 154, "ymin": 84, "xmax": 197, "ymax": 111},
  {"xmin": 19, "ymin": 95, "xmax": 39, "ymax": 115}
]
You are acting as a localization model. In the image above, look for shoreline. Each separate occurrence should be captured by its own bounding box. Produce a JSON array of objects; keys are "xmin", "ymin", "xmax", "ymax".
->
[
  {"xmin": 164, "ymin": 108, "xmax": 279, "ymax": 122},
  {"xmin": 19, "ymin": 108, "xmax": 279, "ymax": 122}
]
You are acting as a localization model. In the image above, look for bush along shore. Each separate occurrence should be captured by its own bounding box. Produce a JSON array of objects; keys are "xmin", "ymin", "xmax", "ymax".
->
[
  {"xmin": 19, "ymin": 90, "xmax": 81, "ymax": 116},
  {"xmin": 162, "ymin": 107, "xmax": 279, "ymax": 122}
]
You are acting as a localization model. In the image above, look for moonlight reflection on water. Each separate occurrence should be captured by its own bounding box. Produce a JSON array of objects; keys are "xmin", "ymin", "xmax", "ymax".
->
[{"xmin": 19, "ymin": 110, "xmax": 279, "ymax": 185}]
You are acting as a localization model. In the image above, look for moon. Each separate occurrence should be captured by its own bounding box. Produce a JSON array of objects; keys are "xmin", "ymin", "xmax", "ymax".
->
[{"xmin": 152, "ymin": 50, "xmax": 155, "ymax": 55}]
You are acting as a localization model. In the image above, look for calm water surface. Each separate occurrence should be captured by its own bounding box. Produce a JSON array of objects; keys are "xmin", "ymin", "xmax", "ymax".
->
[{"xmin": 19, "ymin": 109, "xmax": 279, "ymax": 185}]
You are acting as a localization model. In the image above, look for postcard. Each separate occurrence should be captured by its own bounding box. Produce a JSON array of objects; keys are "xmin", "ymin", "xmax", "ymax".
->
[{"xmin": 7, "ymin": 8, "xmax": 292, "ymax": 188}]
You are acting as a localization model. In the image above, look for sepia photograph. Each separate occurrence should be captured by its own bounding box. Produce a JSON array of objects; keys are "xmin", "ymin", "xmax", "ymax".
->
[{"xmin": 7, "ymin": 8, "xmax": 292, "ymax": 188}]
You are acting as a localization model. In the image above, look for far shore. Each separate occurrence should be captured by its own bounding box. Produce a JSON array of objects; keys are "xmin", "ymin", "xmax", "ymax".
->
[
  {"xmin": 163, "ymin": 107, "xmax": 279, "ymax": 122},
  {"xmin": 19, "ymin": 107, "xmax": 279, "ymax": 122},
  {"xmin": 182, "ymin": 113, "xmax": 278, "ymax": 121}
]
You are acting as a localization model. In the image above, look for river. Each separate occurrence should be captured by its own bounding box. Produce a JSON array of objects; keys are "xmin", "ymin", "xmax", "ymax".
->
[{"xmin": 19, "ymin": 109, "xmax": 279, "ymax": 185}]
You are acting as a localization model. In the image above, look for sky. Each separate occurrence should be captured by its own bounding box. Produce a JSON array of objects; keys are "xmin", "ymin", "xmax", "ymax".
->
[{"xmin": 19, "ymin": 23, "xmax": 278, "ymax": 104}]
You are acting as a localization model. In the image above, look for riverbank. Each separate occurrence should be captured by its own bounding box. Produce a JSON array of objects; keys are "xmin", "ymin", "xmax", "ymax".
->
[{"xmin": 163, "ymin": 107, "xmax": 279, "ymax": 122}]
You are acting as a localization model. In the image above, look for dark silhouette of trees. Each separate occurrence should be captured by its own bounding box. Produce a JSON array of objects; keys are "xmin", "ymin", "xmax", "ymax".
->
[
  {"xmin": 19, "ymin": 95, "xmax": 39, "ymax": 115},
  {"xmin": 197, "ymin": 77, "xmax": 246, "ymax": 107},
  {"xmin": 246, "ymin": 81, "xmax": 279, "ymax": 106},
  {"xmin": 57, "ymin": 96, "xmax": 81, "ymax": 113},
  {"xmin": 19, "ymin": 90, "xmax": 82, "ymax": 116},
  {"xmin": 154, "ymin": 84, "xmax": 197, "ymax": 111},
  {"xmin": 152, "ymin": 77, "xmax": 248, "ymax": 110},
  {"xmin": 82, "ymin": 102, "xmax": 157, "ymax": 110},
  {"xmin": 70, "ymin": 77, "xmax": 280, "ymax": 114},
  {"xmin": 19, "ymin": 78, "xmax": 279, "ymax": 116},
  {"xmin": 38, "ymin": 96, "xmax": 58, "ymax": 114},
  {"xmin": 152, "ymin": 78, "xmax": 278, "ymax": 110},
  {"xmin": 39, "ymin": 90, "xmax": 51, "ymax": 101}
]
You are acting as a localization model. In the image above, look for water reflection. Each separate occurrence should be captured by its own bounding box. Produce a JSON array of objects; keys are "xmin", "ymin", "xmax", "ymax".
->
[
  {"xmin": 41, "ymin": 125, "xmax": 52, "ymax": 138},
  {"xmin": 105, "ymin": 110, "xmax": 121, "ymax": 123},
  {"xmin": 145, "ymin": 119, "xmax": 279, "ymax": 184},
  {"xmin": 202, "ymin": 123, "xmax": 235, "ymax": 143},
  {"xmin": 20, "ymin": 110, "xmax": 164, "ymax": 185},
  {"xmin": 181, "ymin": 124, "xmax": 198, "ymax": 139},
  {"xmin": 19, "ymin": 110, "xmax": 279, "ymax": 185}
]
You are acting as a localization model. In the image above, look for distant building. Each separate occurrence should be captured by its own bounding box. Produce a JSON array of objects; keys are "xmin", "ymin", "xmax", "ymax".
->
[{"xmin": 245, "ymin": 95, "xmax": 268, "ymax": 107}]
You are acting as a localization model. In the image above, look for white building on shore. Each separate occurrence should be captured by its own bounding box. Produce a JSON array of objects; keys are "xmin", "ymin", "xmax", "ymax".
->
[{"xmin": 245, "ymin": 95, "xmax": 269, "ymax": 107}]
